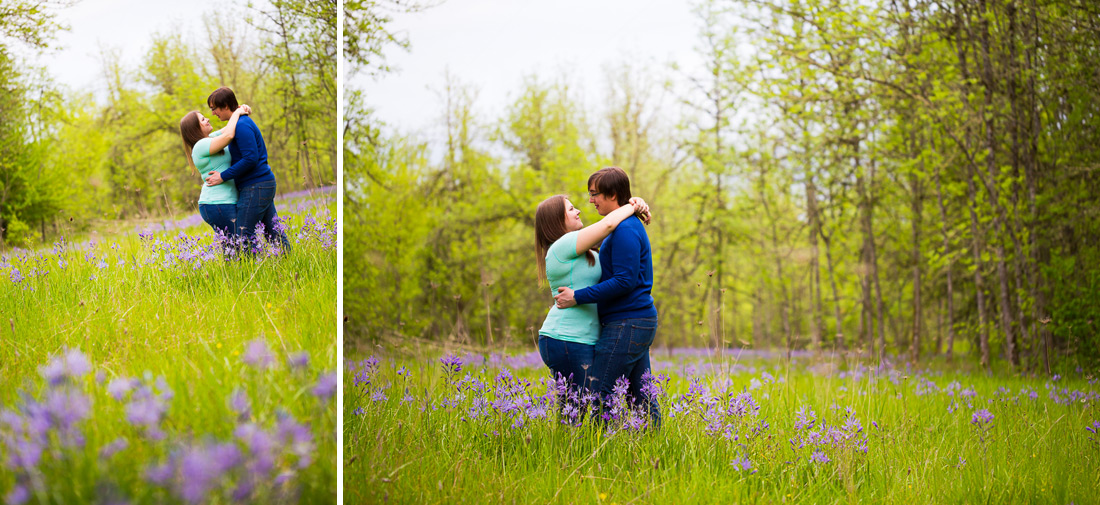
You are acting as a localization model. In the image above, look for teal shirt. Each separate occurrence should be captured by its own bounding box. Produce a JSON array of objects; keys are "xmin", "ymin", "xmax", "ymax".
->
[
  {"xmin": 193, "ymin": 132, "xmax": 238, "ymax": 205},
  {"xmin": 538, "ymin": 231, "xmax": 602, "ymax": 345}
]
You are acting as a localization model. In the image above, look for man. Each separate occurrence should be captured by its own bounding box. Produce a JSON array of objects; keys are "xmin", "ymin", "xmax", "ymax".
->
[
  {"xmin": 203, "ymin": 86, "xmax": 290, "ymax": 251},
  {"xmin": 554, "ymin": 166, "xmax": 659, "ymax": 426}
]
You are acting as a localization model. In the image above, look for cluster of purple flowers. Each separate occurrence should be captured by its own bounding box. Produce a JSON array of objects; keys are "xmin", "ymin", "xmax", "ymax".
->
[
  {"xmin": 667, "ymin": 375, "xmax": 767, "ymax": 442},
  {"xmin": 0, "ymin": 349, "xmax": 94, "ymax": 504},
  {"xmin": 788, "ymin": 406, "xmax": 868, "ymax": 464},
  {"xmin": 109, "ymin": 375, "xmax": 174, "ymax": 440},
  {"xmin": 1086, "ymin": 420, "xmax": 1100, "ymax": 446},
  {"xmin": 348, "ymin": 356, "xmax": 386, "ymax": 408},
  {"xmin": 0, "ymin": 343, "xmax": 331, "ymax": 504},
  {"xmin": 1, "ymin": 202, "xmax": 335, "ymax": 292},
  {"xmin": 143, "ymin": 410, "xmax": 314, "ymax": 503},
  {"xmin": 970, "ymin": 409, "xmax": 995, "ymax": 428}
]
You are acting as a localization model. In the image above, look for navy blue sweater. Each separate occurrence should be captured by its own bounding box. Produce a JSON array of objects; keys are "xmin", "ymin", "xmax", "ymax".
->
[
  {"xmin": 220, "ymin": 116, "xmax": 275, "ymax": 190},
  {"xmin": 573, "ymin": 215, "xmax": 658, "ymax": 324}
]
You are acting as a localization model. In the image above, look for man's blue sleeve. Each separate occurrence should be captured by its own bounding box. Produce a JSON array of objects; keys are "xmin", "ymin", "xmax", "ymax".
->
[
  {"xmin": 573, "ymin": 225, "xmax": 641, "ymax": 305},
  {"xmin": 219, "ymin": 121, "xmax": 258, "ymax": 181}
]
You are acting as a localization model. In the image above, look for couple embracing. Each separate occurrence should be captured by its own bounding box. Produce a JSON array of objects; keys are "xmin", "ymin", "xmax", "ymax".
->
[
  {"xmin": 535, "ymin": 167, "xmax": 660, "ymax": 426},
  {"xmin": 178, "ymin": 86, "xmax": 290, "ymax": 252}
]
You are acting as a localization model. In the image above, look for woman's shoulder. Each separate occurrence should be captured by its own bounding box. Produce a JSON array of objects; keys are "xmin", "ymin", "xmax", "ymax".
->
[
  {"xmin": 191, "ymin": 137, "xmax": 213, "ymax": 159},
  {"xmin": 547, "ymin": 230, "xmax": 581, "ymax": 262}
]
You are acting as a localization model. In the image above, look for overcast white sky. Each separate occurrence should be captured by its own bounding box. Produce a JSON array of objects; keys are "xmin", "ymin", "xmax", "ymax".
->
[
  {"xmin": 31, "ymin": 0, "xmax": 244, "ymax": 98},
  {"xmin": 359, "ymin": 0, "xmax": 706, "ymax": 138}
]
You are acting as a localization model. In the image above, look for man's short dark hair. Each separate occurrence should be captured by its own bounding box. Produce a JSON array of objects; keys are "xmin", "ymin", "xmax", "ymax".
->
[
  {"xmin": 207, "ymin": 86, "xmax": 239, "ymax": 111},
  {"xmin": 588, "ymin": 167, "xmax": 632, "ymax": 205}
]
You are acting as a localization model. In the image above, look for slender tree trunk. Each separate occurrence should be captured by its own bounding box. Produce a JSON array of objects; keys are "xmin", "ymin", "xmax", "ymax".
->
[
  {"xmin": 933, "ymin": 138, "xmax": 956, "ymax": 362},
  {"xmin": 760, "ymin": 166, "xmax": 791, "ymax": 359},
  {"xmin": 1025, "ymin": 0, "xmax": 1051, "ymax": 374},
  {"xmin": 954, "ymin": 1, "xmax": 991, "ymax": 370},
  {"xmin": 868, "ymin": 154, "xmax": 886, "ymax": 364},
  {"xmin": 910, "ymin": 134, "xmax": 924, "ymax": 364},
  {"xmin": 977, "ymin": 0, "xmax": 1018, "ymax": 367},
  {"xmin": 807, "ymin": 174, "xmax": 824, "ymax": 351}
]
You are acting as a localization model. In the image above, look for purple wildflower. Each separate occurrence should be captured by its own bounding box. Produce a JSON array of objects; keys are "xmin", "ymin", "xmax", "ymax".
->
[
  {"xmin": 287, "ymin": 351, "xmax": 310, "ymax": 370},
  {"xmin": 728, "ymin": 392, "xmax": 760, "ymax": 418},
  {"xmin": 230, "ymin": 388, "xmax": 251, "ymax": 420},
  {"xmin": 107, "ymin": 378, "xmax": 134, "ymax": 400},
  {"xmin": 971, "ymin": 409, "xmax": 994, "ymax": 428},
  {"xmin": 731, "ymin": 456, "xmax": 754, "ymax": 473},
  {"xmin": 1086, "ymin": 420, "xmax": 1100, "ymax": 440},
  {"xmin": 810, "ymin": 450, "xmax": 830, "ymax": 464},
  {"xmin": 312, "ymin": 372, "xmax": 337, "ymax": 399},
  {"xmin": 178, "ymin": 442, "xmax": 241, "ymax": 504},
  {"xmin": 99, "ymin": 437, "xmax": 129, "ymax": 459},
  {"xmin": 235, "ymin": 423, "xmax": 277, "ymax": 476},
  {"xmin": 5, "ymin": 484, "xmax": 29, "ymax": 505},
  {"xmin": 9, "ymin": 268, "xmax": 23, "ymax": 284},
  {"xmin": 40, "ymin": 348, "xmax": 92, "ymax": 386},
  {"xmin": 277, "ymin": 415, "xmax": 314, "ymax": 468},
  {"xmin": 440, "ymin": 354, "xmax": 464, "ymax": 376},
  {"xmin": 242, "ymin": 339, "xmax": 275, "ymax": 369},
  {"xmin": 794, "ymin": 406, "xmax": 816, "ymax": 431},
  {"xmin": 639, "ymin": 370, "xmax": 668, "ymax": 402},
  {"xmin": 145, "ymin": 460, "xmax": 174, "ymax": 485}
]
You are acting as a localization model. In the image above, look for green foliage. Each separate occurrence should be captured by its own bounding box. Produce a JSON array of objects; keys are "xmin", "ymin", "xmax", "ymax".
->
[
  {"xmin": 349, "ymin": 0, "xmax": 1100, "ymax": 370},
  {"xmin": 0, "ymin": 1, "xmax": 335, "ymax": 249}
]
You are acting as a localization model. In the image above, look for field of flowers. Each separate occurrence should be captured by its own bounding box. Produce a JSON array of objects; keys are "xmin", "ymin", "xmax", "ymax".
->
[
  {"xmin": 344, "ymin": 346, "xmax": 1099, "ymax": 504},
  {"xmin": 0, "ymin": 188, "xmax": 337, "ymax": 504}
]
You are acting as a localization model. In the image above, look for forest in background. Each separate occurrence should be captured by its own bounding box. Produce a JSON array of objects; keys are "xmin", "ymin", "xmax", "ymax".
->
[
  {"xmin": 0, "ymin": 0, "xmax": 336, "ymax": 249},
  {"xmin": 347, "ymin": 0, "xmax": 1100, "ymax": 373}
]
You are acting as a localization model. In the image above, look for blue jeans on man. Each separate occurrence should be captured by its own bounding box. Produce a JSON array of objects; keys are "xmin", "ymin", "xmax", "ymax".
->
[
  {"xmin": 591, "ymin": 316, "xmax": 660, "ymax": 428},
  {"xmin": 235, "ymin": 180, "xmax": 290, "ymax": 251}
]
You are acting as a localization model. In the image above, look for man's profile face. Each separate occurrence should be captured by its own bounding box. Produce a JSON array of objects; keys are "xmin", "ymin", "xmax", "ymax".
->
[
  {"xmin": 210, "ymin": 104, "xmax": 232, "ymax": 121},
  {"xmin": 588, "ymin": 186, "xmax": 615, "ymax": 216}
]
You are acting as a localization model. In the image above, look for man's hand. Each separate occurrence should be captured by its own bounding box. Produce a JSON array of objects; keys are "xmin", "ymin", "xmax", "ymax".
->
[
  {"xmin": 205, "ymin": 171, "xmax": 224, "ymax": 186},
  {"xmin": 554, "ymin": 287, "xmax": 577, "ymax": 308}
]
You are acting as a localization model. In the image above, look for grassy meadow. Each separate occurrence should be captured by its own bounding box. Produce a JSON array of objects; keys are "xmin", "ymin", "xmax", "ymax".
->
[
  {"xmin": 0, "ymin": 189, "xmax": 337, "ymax": 504},
  {"xmin": 344, "ymin": 345, "xmax": 1100, "ymax": 504}
]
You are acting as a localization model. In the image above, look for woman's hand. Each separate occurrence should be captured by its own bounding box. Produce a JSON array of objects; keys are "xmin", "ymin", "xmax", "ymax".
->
[
  {"xmin": 628, "ymin": 197, "xmax": 652, "ymax": 225},
  {"xmin": 235, "ymin": 104, "xmax": 251, "ymax": 116}
]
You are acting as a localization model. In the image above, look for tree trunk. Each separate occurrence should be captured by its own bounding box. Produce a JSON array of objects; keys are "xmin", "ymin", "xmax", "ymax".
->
[
  {"xmin": 933, "ymin": 140, "xmax": 956, "ymax": 362},
  {"xmin": 910, "ymin": 136, "xmax": 924, "ymax": 364},
  {"xmin": 807, "ymin": 176, "xmax": 824, "ymax": 350},
  {"xmin": 976, "ymin": 0, "xmax": 1018, "ymax": 367}
]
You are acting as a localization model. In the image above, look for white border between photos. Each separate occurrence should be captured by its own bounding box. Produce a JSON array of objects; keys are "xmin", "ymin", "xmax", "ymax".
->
[{"xmin": 335, "ymin": 0, "xmax": 345, "ymax": 502}]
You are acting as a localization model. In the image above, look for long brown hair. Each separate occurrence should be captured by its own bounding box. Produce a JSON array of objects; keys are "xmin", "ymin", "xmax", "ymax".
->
[
  {"xmin": 535, "ymin": 195, "xmax": 596, "ymax": 286},
  {"xmin": 179, "ymin": 111, "xmax": 206, "ymax": 174}
]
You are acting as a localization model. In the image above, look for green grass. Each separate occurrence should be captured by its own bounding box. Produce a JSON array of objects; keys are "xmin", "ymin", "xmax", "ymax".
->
[
  {"xmin": 0, "ymin": 196, "xmax": 336, "ymax": 504},
  {"xmin": 344, "ymin": 346, "xmax": 1100, "ymax": 504}
]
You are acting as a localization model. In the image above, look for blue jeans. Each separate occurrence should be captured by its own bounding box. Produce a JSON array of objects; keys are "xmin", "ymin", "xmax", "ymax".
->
[
  {"xmin": 198, "ymin": 203, "xmax": 237, "ymax": 236},
  {"xmin": 235, "ymin": 180, "xmax": 290, "ymax": 251},
  {"xmin": 591, "ymin": 317, "xmax": 660, "ymax": 427},
  {"xmin": 537, "ymin": 336, "xmax": 595, "ymax": 392}
]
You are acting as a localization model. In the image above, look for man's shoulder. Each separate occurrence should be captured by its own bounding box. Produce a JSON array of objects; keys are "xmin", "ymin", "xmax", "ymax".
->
[
  {"xmin": 616, "ymin": 215, "xmax": 647, "ymax": 235},
  {"xmin": 238, "ymin": 115, "xmax": 259, "ymax": 129}
]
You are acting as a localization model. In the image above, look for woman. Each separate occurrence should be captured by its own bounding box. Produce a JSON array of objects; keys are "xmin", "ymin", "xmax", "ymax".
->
[
  {"xmin": 178, "ymin": 105, "xmax": 250, "ymax": 235},
  {"xmin": 535, "ymin": 194, "xmax": 649, "ymax": 393}
]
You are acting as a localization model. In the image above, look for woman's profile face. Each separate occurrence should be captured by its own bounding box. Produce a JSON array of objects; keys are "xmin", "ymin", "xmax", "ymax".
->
[
  {"xmin": 197, "ymin": 113, "xmax": 213, "ymax": 136},
  {"xmin": 563, "ymin": 199, "xmax": 583, "ymax": 231}
]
